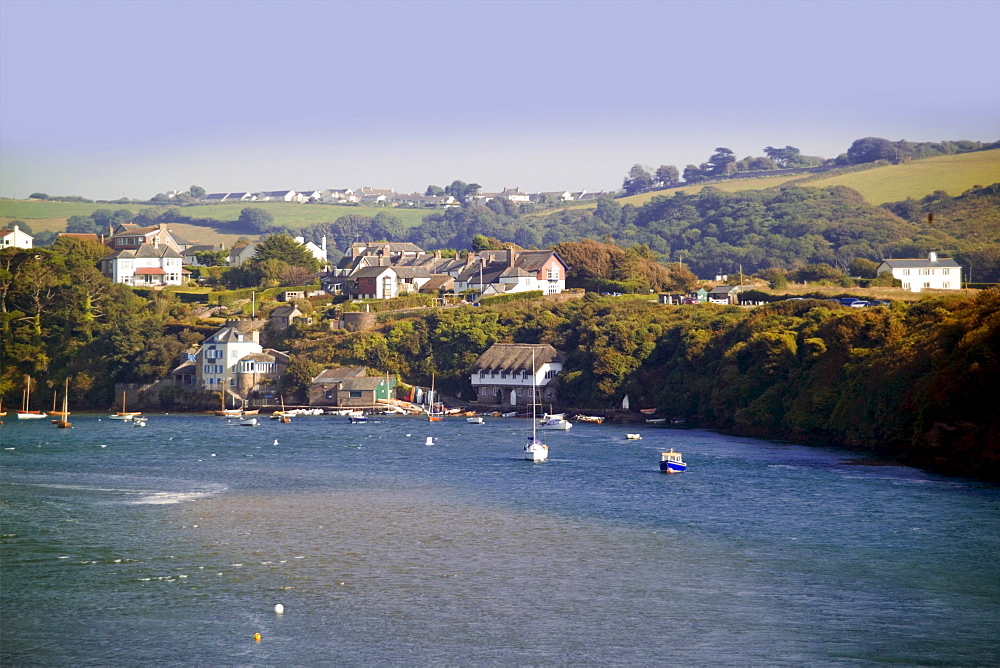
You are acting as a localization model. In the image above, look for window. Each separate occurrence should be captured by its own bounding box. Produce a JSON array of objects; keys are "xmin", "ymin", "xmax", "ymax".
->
[
  {"xmin": 501, "ymin": 370, "xmax": 508, "ymax": 379},
  {"xmin": 546, "ymin": 267, "xmax": 559, "ymax": 280},
  {"xmin": 943, "ymin": 282, "xmax": 950, "ymax": 289},
  {"xmin": 204, "ymin": 365, "xmax": 211, "ymax": 374},
  {"xmin": 349, "ymin": 390, "xmax": 362, "ymax": 398},
  {"xmin": 923, "ymin": 282, "xmax": 931, "ymax": 288},
  {"xmin": 545, "ymin": 369, "xmax": 556, "ymax": 379},
  {"xmin": 902, "ymin": 269, "xmax": 910, "ymax": 276},
  {"xmin": 921, "ymin": 268, "xmax": 931, "ymax": 276},
  {"xmin": 231, "ymin": 350, "xmax": 238, "ymax": 359},
  {"xmin": 479, "ymin": 370, "xmax": 485, "ymax": 379},
  {"xmin": 902, "ymin": 282, "xmax": 910, "ymax": 289},
  {"xmin": 943, "ymin": 268, "xmax": 950, "ymax": 275}
]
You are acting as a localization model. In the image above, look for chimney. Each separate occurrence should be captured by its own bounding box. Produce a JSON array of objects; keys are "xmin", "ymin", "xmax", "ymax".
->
[
  {"xmin": 507, "ymin": 247, "xmax": 515, "ymax": 268},
  {"xmin": 928, "ymin": 251, "xmax": 938, "ymax": 263},
  {"xmin": 465, "ymin": 252, "xmax": 475, "ymax": 267},
  {"xmin": 434, "ymin": 250, "xmax": 441, "ymax": 259}
]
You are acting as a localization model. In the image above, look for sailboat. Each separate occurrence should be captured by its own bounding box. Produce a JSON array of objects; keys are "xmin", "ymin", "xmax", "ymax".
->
[
  {"xmin": 427, "ymin": 373, "xmax": 443, "ymax": 422},
  {"xmin": 53, "ymin": 378, "xmax": 71, "ymax": 428},
  {"xmin": 109, "ymin": 390, "xmax": 142, "ymax": 421},
  {"xmin": 272, "ymin": 396, "xmax": 291, "ymax": 423},
  {"xmin": 523, "ymin": 350, "xmax": 548, "ymax": 462},
  {"xmin": 15, "ymin": 375, "xmax": 47, "ymax": 419},
  {"xmin": 215, "ymin": 393, "xmax": 241, "ymax": 417}
]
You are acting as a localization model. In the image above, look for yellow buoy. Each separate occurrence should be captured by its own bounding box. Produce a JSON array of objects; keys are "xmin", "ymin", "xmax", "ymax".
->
[{"xmin": 254, "ymin": 633, "xmax": 262, "ymax": 642}]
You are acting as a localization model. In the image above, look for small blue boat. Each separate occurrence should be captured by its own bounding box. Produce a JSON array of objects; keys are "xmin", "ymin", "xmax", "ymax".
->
[{"xmin": 659, "ymin": 449, "xmax": 687, "ymax": 473}]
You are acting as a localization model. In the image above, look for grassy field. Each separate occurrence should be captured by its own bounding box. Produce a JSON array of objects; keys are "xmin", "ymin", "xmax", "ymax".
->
[
  {"xmin": 800, "ymin": 149, "xmax": 1000, "ymax": 204},
  {"xmin": 0, "ymin": 200, "xmax": 434, "ymax": 234},
  {"xmin": 617, "ymin": 173, "xmax": 807, "ymax": 207},
  {"xmin": 612, "ymin": 150, "xmax": 1000, "ymax": 207}
]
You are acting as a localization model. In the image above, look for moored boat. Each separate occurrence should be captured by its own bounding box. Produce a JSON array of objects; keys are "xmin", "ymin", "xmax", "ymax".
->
[
  {"xmin": 15, "ymin": 375, "xmax": 47, "ymax": 419},
  {"xmin": 539, "ymin": 413, "xmax": 572, "ymax": 431},
  {"xmin": 467, "ymin": 416, "xmax": 484, "ymax": 424},
  {"xmin": 523, "ymin": 350, "xmax": 548, "ymax": 462},
  {"xmin": 109, "ymin": 390, "xmax": 141, "ymax": 421},
  {"xmin": 573, "ymin": 414, "xmax": 604, "ymax": 424},
  {"xmin": 659, "ymin": 449, "xmax": 687, "ymax": 473},
  {"xmin": 626, "ymin": 433, "xmax": 641, "ymax": 440}
]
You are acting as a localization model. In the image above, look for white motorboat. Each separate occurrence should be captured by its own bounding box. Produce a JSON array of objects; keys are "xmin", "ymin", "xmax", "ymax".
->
[
  {"xmin": 466, "ymin": 416, "xmax": 484, "ymax": 424},
  {"xmin": 539, "ymin": 413, "xmax": 572, "ymax": 431}
]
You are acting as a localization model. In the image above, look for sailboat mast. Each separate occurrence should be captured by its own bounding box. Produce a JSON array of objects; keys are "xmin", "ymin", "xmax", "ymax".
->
[{"xmin": 532, "ymin": 350, "xmax": 537, "ymax": 442}]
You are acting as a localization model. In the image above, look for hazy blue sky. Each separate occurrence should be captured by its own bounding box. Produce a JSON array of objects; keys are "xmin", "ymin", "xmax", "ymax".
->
[{"xmin": 2, "ymin": 0, "xmax": 998, "ymax": 201}]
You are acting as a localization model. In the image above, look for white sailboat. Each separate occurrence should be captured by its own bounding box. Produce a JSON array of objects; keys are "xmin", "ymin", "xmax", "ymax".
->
[
  {"xmin": 109, "ymin": 391, "xmax": 141, "ymax": 420},
  {"xmin": 523, "ymin": 350, "xmax": 548, "ymax": 462},
  {"xmin": 15, "ymin": 375, "xmax": 47, "ymax": 419}
]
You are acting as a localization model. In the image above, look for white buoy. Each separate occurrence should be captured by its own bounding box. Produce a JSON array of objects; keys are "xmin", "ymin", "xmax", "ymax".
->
[
  {"xmin": 425, "ymin": 436, "xmax": 434, "ymax": 446},
  {"xmin": 273, "ymin": 439, "xmax": 279, "ymax": 446},
  {"xmin": 274, "ymin": 603, "xmax": 284, "ymax": 614}
]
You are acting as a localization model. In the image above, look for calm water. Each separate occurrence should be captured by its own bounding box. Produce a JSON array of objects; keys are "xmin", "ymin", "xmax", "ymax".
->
[{"xmin": 2, "ymin": 414, "xmax": 998, "ymax": 666}]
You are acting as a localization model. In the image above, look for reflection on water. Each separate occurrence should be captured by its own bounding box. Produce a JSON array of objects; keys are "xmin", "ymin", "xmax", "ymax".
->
[{"xmin": 1, "ymin": 415, "xmax": 998, "ymax": 665}]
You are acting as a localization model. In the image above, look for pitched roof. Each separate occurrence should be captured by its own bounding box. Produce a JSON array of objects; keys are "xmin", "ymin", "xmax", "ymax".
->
[
  {"xmin": 313, "ymin": 367, "xmax": 368, "ymax": 383},
  {"xmin": 470, "ymin": 343, "xmax": 564, "ymax": 373},
  {"xmin": 269, "ymin": 305, "xmax": 302, "ymax": 318},
  {"xmin": 339, "ymin": 377, "xmax": 383, "ymax": 391},
  {"xmin": 879, "ymin": 257, "xmax": 961, "ymax": 268}
]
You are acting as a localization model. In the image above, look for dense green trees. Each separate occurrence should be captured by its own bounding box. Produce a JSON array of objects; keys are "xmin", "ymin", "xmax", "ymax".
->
[{"xmin": 277, "ymin": 289, "xmax": 999, "ymax": 478}]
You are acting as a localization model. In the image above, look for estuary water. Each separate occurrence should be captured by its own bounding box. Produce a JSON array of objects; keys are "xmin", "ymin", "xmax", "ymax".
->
[{"xmin": 1, "ymin": 414, "xmax": 998, "ymax": 666}]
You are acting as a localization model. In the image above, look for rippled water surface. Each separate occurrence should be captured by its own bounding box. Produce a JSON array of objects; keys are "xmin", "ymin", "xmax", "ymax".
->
[{"xmin": 2, "ymin": 414, "xmax": 998, "ymax": 666}]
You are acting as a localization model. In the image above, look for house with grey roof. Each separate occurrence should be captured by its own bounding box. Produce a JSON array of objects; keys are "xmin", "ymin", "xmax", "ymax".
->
[
  {"xmin": 469, "ymin": 343, "xmax": 565, "ymax": 406},
  {"xmin": 877, "ymin": 252, "xmax": 961, "ymax": 292},
  {"xmin": 269, "ymin": 305, "xmax": 312, "ymax": 331}
]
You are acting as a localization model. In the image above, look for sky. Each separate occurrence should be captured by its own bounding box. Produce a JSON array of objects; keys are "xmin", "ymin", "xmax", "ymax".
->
[{"xmin": 1, "ymin": 0, "xmax": 998, "ymax": 201}]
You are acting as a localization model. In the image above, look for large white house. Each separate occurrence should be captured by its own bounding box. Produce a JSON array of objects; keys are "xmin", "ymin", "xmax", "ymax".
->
[
  {"xmin": 877, "ymin": 252, "xmax": 962, "ymax": 292},
  {"xmin": 99, "ymin": 223, "xmax": 188, "ymax": 287},
  {"xmin": 469, "ymin": 343, "xmax": 565, "ymax": 405}
]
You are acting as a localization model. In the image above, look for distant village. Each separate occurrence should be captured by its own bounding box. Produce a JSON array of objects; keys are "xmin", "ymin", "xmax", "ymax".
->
[{"xmin": 180, "ymin": 186, "xmax": 613, "ymax": 208}]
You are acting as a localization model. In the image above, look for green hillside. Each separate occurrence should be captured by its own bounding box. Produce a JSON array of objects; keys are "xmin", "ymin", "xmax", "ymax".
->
[
  {"xmin": 617, "ymin": 149, "xmax": 1000, "ymax": 207},
  {"xmin": 801, "ymin": 149, "xmax": 1000, "ymax": 204},
  {"xmin": 0, "ymin": 200, "xmax": 432, "ymax": 235}
]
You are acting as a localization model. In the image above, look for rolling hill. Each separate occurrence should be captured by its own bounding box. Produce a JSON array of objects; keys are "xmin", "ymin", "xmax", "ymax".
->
[{"xmin": 617, "ymin": 149, "xmax": 1000, "ymax": 207}]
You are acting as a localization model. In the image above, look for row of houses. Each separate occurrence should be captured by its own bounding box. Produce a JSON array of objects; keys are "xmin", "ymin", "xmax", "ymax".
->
[
  {"xmin": 166, "ymin": 317, "xmax": 566, "ymax": 410},
  {"xmin": 3, "ymin": 221, "xmax": 966, "ymax": 295},
  {"xmin": 198, "ymin": 186, "xmax": 613, "ymax": 208}
]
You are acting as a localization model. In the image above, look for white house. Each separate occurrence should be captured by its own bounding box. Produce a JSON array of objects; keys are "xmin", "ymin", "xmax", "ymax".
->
[
  {"xmin": 877, "ymin": 252, "xmax": 962, "ymax": 292},
  {"xmin": 498, "ymin": 187, "xmax": 531, "ymax": 205},
  {"xmin": 256, "ymin": 190, "xmax": 298, "ymax": 202},
  {"xmin": 322, "ymin": 188, "xmax": 359, "ymax": 204},
  {"xmin": 99, "ymin": 223, "xmax": 189, "ymax": 286},
  {"xmin": 197, "ymin": 322, "xmax": 264, "ymax": 392},
  {"xmin": 469, "ymin": 343, "xmax": 565, "ymax": 405},
  {"xmin": 295, "ymin": 235, "xmax": 329, "ymax": 269},
  {"xmin": 0, "ymin": 224, "xmax": 33, "ymax": 249}
]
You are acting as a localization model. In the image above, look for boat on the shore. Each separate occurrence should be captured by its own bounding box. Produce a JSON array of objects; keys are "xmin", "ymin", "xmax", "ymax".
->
[
  {"xmin": 639, "ymin": 408, "xmax": 657, "ymax": 415},
  {"xmin": 645, "ymin": 418, "xmax": 667, "ymax": 425},
  {"xmin": 659, "ymin": 449, "xmax": 687, "ymax": 473}
]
